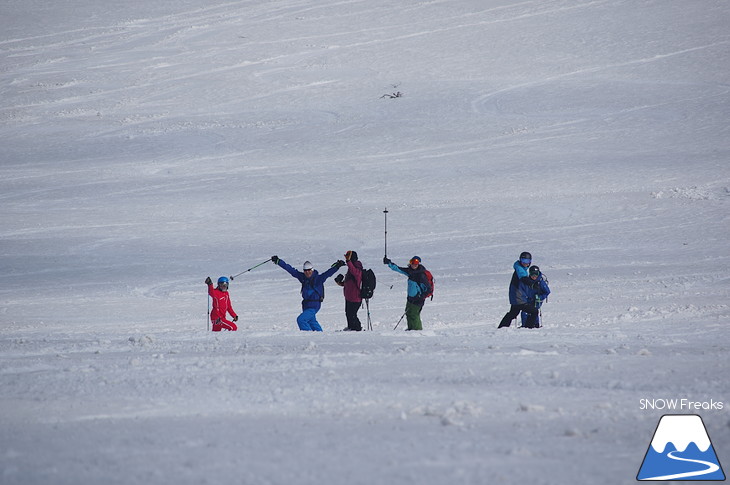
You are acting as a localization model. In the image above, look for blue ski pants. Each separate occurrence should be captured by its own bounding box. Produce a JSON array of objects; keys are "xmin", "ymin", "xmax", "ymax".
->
[{"xmin": 297, "ymin": 307, "xmax": 323, "ymax": 331}]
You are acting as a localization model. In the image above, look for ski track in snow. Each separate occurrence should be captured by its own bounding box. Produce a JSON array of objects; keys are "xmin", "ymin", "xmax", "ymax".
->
[{"xmin": 470, "ymin": 40, "xmax": 730, "ymax": 113}]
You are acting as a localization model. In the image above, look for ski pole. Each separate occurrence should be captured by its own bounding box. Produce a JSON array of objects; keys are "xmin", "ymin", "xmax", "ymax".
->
[
  {"xmin": 383, "ymin": 207, "xmax": 389, "ymax": 258},
  {"xmin": 365, "ymin": 299, "xmax": 373, "ymax": 331},
  {"xmin": 393, "ymin": 312, "xmax": 406, "ymax": 330},
  {"xmin": 230, "ymin": 259, "xmax": 271, "ymax": 280},
  {"xmin": 207, "ymin": 294, "xmax": 211, "ymax": 332}
]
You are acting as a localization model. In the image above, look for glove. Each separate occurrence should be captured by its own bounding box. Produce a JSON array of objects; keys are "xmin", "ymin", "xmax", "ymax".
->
[
  {"xmin": 233, "ymin": 316, "xmax": 238, "ymax": 322},
  {"xmin": 383, "ymin": 257, "xmax": 391, "ymax": 265},
  {"xmin": 345, "ymin": 251, "xmax": 352, "ymax": 261},
  {"xmin": 332, "ymin": 260, "xmax": 345, "ymax": 268},
  {"xmin": 205, "ymin": 277, "xmax": 212, "ymax": 285},
  {"xmin": 534, "ymin": 296, "xmax": 542, "ymax": 309},
  {"xmin": 335, "ymin": 274, "xmax": 344, "ymax": 285},
  {"xmin": 271, "ymin": 255, "xmax": 279, "ymax": 265}
]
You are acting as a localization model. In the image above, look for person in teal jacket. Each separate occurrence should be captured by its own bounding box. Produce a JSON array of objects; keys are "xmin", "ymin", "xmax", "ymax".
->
[
  {"xmin": 383, "ymin": 255, "xmax": 432, "ymax": 330},
  {"xmin": 271, "ymin": 256, "xmax": 344, "ymax": 331},
  {"xmin": 498, "ymin": 251, "xmax": 532, "ymax": 328}
]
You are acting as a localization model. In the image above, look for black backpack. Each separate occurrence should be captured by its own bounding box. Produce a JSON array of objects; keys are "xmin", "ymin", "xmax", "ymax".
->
[{"xmin": 360, "ymin": 268, "xmax": 376, "ymax": 299}]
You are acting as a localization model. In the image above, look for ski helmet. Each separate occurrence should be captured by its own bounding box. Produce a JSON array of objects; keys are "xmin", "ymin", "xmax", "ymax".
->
[
  {"xmin": 303, "ymin": 261, "xmax": 313, "ymax": 271},
  {"xmin": 410, "ymin": 256, "xmax": 421, "ymax": 264},
  {"xmin": 520, "ymin": 251, "xmax": 532, "ymax": 261},
  {"xmin": 529, "ymin": 265, "xmax": 540, "ymax": 277},
  {"xmin": 217, "ymin": 276, "xmax": 229, "ymax": 285},
  {"xmin": 349, "ymin": 250, "xmax": 358, "ymax": 262}
]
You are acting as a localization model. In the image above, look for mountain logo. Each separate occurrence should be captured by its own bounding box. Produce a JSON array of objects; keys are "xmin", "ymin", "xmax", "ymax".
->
[{"xmin": 637, "ymin": 414, "xmax": 726, "ymax": 481}]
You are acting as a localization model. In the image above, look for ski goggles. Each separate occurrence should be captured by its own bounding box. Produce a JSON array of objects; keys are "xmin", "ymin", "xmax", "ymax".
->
[
  {"xmin": 520, "ymin": 258, "xmax": 532, "ymax": 265},
  {"xmin": 219, "ymin": 282, "xmax": 229, "ymax": 289},
  {"xmin": 409, "ymin": 259, "xmax": 421, "ymax": 265}
]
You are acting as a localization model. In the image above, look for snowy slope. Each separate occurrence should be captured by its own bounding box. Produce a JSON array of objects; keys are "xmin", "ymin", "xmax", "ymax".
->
[{"xmin": 1, "ymin": 1, "xmax": 729, "ymax": 484}]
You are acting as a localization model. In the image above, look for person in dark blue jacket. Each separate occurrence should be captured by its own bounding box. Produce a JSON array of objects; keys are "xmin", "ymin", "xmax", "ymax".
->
[
  {"xmin": 271, "ymin": 256, "xmax": 344, "ymax": 331},
  {"xmin": 498, "ymin": 251, "xmax": 533, "ymax": 328},
  {"xmin": 514, "ymin": 265, "xmax": 550, "ymax": 328}
]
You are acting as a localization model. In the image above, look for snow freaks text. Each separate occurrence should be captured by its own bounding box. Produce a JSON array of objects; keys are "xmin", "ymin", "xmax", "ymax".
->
[{"xmin": 639, "ymin": 399, "xmax": 724, "ymax": 411}]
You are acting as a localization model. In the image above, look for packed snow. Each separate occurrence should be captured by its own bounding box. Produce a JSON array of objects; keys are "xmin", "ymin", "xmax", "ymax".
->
[{"xmin": 1, "ymin": 1, "xmax": 729, "ymax": 484}]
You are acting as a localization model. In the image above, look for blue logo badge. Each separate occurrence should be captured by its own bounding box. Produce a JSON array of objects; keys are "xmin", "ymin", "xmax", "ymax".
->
[{"xmin": 637, "ymin": 414, "xmax": 726, "ymax": 481}]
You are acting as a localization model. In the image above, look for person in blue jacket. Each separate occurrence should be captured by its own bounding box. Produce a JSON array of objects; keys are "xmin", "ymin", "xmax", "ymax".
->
[
  {"xmin": 514, "ymin": 265, "xmax": 551, "ymax": 328},
  {"xmin": 383, "ymin": 255, "xmax": 432, "ymax": 330},
  {"xmin": 498, "ymin": 251, "xmax": 533, "ymax": 328},
  {"xmin": 271, "ymin": 255, "xmax": 344, "ymax": 331}
]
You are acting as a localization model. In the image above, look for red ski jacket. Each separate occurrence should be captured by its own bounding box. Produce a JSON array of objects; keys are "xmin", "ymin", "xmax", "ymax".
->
[
  {"xmin": 207, "ymin": 283, "xmax": 237, "ymax": 325},
  {"xmin": 343, "ymin": 260, "xmax": 363, "ymax": 302}
]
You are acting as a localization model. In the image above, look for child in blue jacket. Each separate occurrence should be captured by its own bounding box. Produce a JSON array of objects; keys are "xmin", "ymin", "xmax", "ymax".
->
[
  {"xmin": 514, "ymin": 265, "xmax": 551, "ymax": 328},
  {"xmin": 271, "ymin": 256, "xmax": 344, "ymax": 331}
]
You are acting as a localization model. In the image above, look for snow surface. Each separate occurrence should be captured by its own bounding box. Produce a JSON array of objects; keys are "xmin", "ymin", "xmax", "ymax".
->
[{"xmin": 1, "ymin": 0, "xmax": 729, "ymax": 484}]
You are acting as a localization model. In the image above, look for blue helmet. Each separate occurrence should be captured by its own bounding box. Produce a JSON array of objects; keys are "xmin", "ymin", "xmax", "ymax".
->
[{"xmin": 217, "ymin": 276, "xmax": 229, "ymax": 285}]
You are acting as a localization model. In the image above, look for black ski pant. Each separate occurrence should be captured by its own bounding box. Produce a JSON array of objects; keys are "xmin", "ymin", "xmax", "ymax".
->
[
  {"xmin": 345, "ymin": 300, "xmax": 362, "ymax": 331},
  {"xmin": 498, "ymin": 304, "xmax": 539, "ymax": 328}
]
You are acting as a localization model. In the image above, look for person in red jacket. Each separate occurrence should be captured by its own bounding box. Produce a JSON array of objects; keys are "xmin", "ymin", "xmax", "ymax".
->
[
  {"xmin": 205, "ymin": 276, "xmax": 238, "ymax": 331},
  {"xmin": 335, "ymin": 250, "xmax": 363, "ymax": 331}
]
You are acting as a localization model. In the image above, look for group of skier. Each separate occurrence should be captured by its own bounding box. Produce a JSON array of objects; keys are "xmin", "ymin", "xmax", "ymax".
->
[{"xmin": 205, "ymin": 250, "xmax": 550, "ymax": 332}]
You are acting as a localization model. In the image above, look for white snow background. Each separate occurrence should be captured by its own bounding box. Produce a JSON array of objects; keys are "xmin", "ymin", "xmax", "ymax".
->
[{"xmin": 1, "ymin": 1, "xmax": 729, "ymax": 484}]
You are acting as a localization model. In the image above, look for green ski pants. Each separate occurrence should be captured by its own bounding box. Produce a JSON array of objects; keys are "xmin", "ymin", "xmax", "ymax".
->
[{"xmin": 405, "ymin": 301, "xmax": 424, "ymax": 331}]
